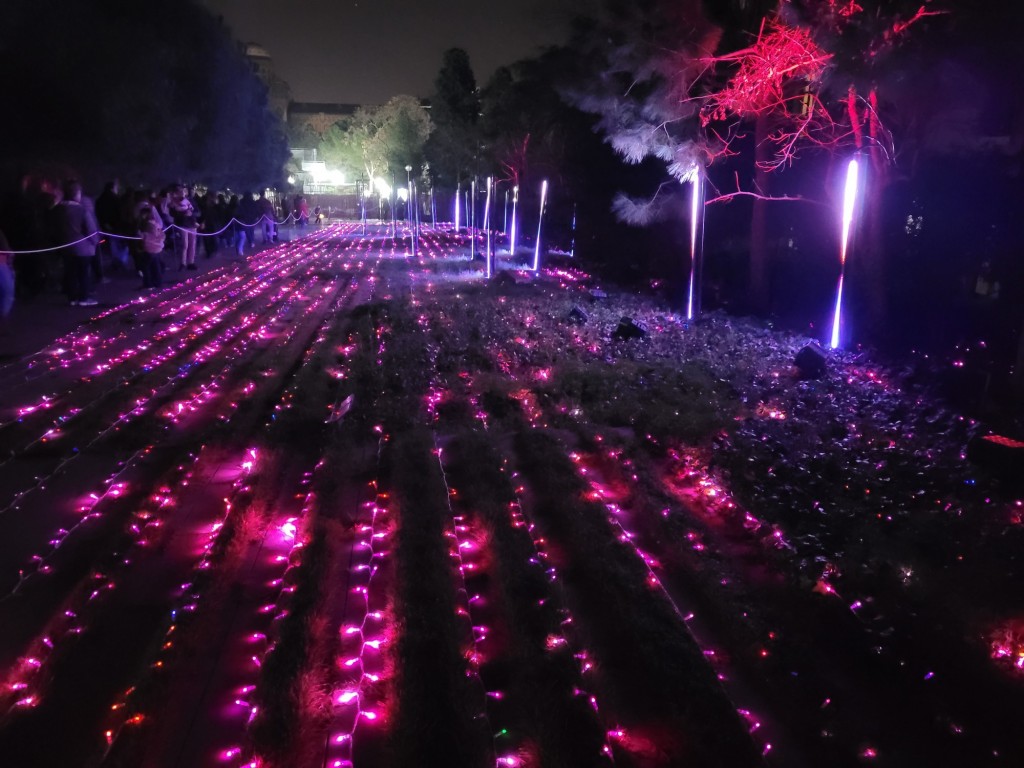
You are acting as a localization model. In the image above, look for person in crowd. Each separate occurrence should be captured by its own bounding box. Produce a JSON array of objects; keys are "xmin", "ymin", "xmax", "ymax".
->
[
  {"xmin": 96, "ymin": 180, "xmax": 130, "ymax": 271},
  {"xmin": 137, "ymin": 203, "xmax": 165, "ymax": 290},
  {"xmin": 53, "ymin": 180, "xmax": 99, "ymax": 306},
  {"xmin": 214, "ymin": 193, "xmax": 231, "ymax": 250},
  {"xmin": 155, "ymin": 187, "xmax": 176, "ymax": 261},
  {"xmin": 40, "ymin": 178, "xmax": 65, "ymax": 294},
  {"xmin": 170, "ymin": 184, "xmax": 198, "ymax": 271},
  {"xmin": 258, "ymin": 191, "xmax": 276, "ymax": 244},
  {"xmin": 128, "ymin": 189, "xmax": 151, "ymax": 277},
  {"xmin": 297, "ymin": 196, "xmax": 310, "ymax": 227},
  {"xmin": 0, "ymin": 226, "xmax": 14, "ymax": 331},
  {"xmin": 81, "ymin": 189, "xmax": 106, "ymax": 285},
  {"xmin": 228, "ymin": 194, "xmax": 245, "ymax": 256},
  {"xmin": 200, "ymin": 193, "xmax": 223, "ymax": 258},
  {"xmin": 0, "ymin": 176, "xmax": 47, "ymax": 296},
  {"xmin": 236, "ymin": 191, "xmax": 260, "ymax": 251}
]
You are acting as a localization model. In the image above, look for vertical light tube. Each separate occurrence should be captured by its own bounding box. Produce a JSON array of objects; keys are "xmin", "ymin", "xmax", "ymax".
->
[
  {"xmin": 470, "ymin": 179, "xmax": 476, "ymax": 262},
  {"xmin": 509, "ymin": 185, "xmax": 519, "ymax": 255},
  {"xmin": 686, "ymin": 172, "xmax": 702, "ymax": 321},
  {"xmin": 830, "ymin": 158, "xmax": 860, "ymax": 349},
  {"xmin": 485, "ymin": 177, "xmax": 493, "ymax": 278},
  {"xmin": 455, "ymin": 183, "xmax": 461, "ymax": 231},
  {"xmin": 570, "ymin": 202, "xmax": 577, "ymax": 259},
  {"xmin": 410, "ymin": 181, "xmax": 417, "ymax": 258},
  {"xmin": 532, "ymin": 180, "xmax": 548, "ymax": 272}
]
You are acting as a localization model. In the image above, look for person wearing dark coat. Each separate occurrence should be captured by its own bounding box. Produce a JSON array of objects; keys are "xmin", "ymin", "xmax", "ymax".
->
[
  {"xmin": 0, "ymin": 227, "xmax": 14, "ymax": 329},
  {"xmin": 96, "ymin": 180, "xmax": 130, "ymax": 270},
  {"xmin": 235, "ymin": 192, "xmax": 260, "ymax": 253},
  {"xmin": 53, "ymin": 180, "xmax": 99, "ymax": 306}
]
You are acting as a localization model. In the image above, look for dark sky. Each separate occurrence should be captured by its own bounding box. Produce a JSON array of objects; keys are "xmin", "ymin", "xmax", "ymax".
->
[{"xmin": 202, "ymin": 0, "xmax": 596, "ymax": 105}]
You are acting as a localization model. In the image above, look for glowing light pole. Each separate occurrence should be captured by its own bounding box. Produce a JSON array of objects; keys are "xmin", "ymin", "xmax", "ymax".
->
[
  {"xmin": 503, "ymin": 189, "xmax": 509, "ymax": 235},
  {"xmin": 686, "ymin": 170, "xmax": 704, "ymax": 321},
  {"xmin": 485, "ymin": 177, "xmax": 493, "ymax": 278},
  {"xmin": 390, "ymin": 172, "xmax": 397, "ymax": 238},
  {"xmin": 414, "ymin": 180, "xmax": 422, "ymax": 243},
  {"xmin": 531, "ymin": 180, "xmax": 548, "ymax": 272},
  {"xmin": 455, "ymin": 182, "xmax": 462, "ymax": 231},
  {"xmin": 470, "ymin": 179, "xmax": 477, "ymax": 262},
  {"xmin": 508, "ymin": 185, "xmax": 519, "ymax": 256},
  {"xmin": 359, "ymin": 177, "xmax": 367, "ymax": 236},
  {"xmin": 830, "ymin": 158, "xmax": 860, "ymax": 349},
  {"xmin": 570, "ymin": 202, "xmax": 577, "ymax": 259},
  {"xmin": 410, "ymin": 182, "xmax": 418, "ymax": 258},
  {"xmin": 430, "ymin": 186, "xmax": 436, "ymax": 230}
]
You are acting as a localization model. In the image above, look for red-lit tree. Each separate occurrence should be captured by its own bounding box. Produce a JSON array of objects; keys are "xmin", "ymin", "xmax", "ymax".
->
[
  {"xmin": 571, "ymin": 0, "xmax": 948, "ymax": 320},
  {"xmin": 698, "ymin": 0, "xmax": 948, "ymax": 315}
]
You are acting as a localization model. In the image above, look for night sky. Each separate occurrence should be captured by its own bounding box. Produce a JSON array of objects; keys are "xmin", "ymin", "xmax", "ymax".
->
[{"xmin": 202, "ymin": 0, "xmax": 597, "ymax": 105}]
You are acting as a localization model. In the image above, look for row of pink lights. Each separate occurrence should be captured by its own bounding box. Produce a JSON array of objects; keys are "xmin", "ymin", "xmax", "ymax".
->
[
  {"xmin": 474, "ymin": 257, "xmax": 977, "ymax": 761},
  {"xmin": 101, "ymin": 446, "xmax": 258, "ymax": 750},
  {"xmin": 226, "ymin": 281, "xmax": 371, "ymax": 766},
  {"xmin": 0, "ymin": 231, "xmax": 359, "ymax": 728},
  {"xmin": 222, "ymin": 458, "xmax": 320, "ymax": 767},
  {"xmin": 459, "ymin": 370, "xmax": 616, "ymax": 765},
  {"xmin": 0, "ymin": 231, "xmax": 371, "ymax": 731},
  {"xmin": 475, "ymin": 276, "xmax": 778, "ymax": 761},
  {"xmin": 2, "ymin": 255, "xmax": 349, "ymax": 589},
  {"xmin": 2, "ymin": 449, "xmax": 202, "ymax": 715},
  {"xmin": 569, "ymin": 447, "xmax": 777, "ymax": 758},
  {"xmin": 105, "ymin": 278, "xmax": 363, "ymax": 756},
  {"xmin": 323, "ymin": 305, "xmax": 394, "ymax": 768},
  {"xmin": 5, "ymin": 224, "xmax": 340, "ymax": 418},
  {"xmin": 28, "ymin": 268, "xmax": 352, "ymax": 729},
  {"xmin": 1, "ymin": 231, "xmax": 348, "ymax": 515}
]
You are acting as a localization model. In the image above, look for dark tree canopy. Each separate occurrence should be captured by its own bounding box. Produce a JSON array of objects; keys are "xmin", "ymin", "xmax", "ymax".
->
[
  {"xmin": 424, "ymin": 48, "xmax": 482, "ymax": 186},
  {"xmin": 0, "ymin": 0, "xmax": 288, "ymax": 188}
]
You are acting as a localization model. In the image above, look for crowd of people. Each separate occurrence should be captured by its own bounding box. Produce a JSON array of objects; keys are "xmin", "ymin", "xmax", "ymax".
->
[{"xmin": 0, "ymin": 175, "xmax": 314, "ymax": 329}]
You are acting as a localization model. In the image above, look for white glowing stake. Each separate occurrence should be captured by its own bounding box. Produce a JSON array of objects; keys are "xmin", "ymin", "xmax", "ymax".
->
[
  {"xmin": 470, "ymin": 179, "xmax": 477, "ymax": 262},
  {"xmin": 532, "ymin": 180, "xmax": 548, "ymax": 272},
  {"xmin": 484, "ymin": 177, "xmax": 493, "ymax": 278},
  {"xmin": 509, "ymin": 185, "xmax": 519, "ymax": 255},
  {"xmin": 454, "ymin": 183, "xmax": 461, "ymax": 231},
  {"xmin": 686, "ymin": 172, "xmax": 702, "ymax": 321},
  {"xmin": 830, "ymin": 158, "xmax": 860, "ymax": 349}
]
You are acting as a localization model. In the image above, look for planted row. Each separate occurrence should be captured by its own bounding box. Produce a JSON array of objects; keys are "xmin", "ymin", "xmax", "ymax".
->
[{"xmin": 513, "ymin": 428, "xmax": 763, "ymax": 768}]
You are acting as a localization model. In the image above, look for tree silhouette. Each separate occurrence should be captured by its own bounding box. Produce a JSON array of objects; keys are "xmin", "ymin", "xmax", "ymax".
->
[
  {"xmin": 0, "ymin": 0, "xmax": 287, "ymax": 188},
  {"xmin": 424, "ymin": 48, "xmax": 483, "ymax": 187}
]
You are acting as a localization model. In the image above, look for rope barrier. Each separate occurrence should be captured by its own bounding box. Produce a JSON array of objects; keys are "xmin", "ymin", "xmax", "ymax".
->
[{"xmin": 0, "ymin": 213, "xmax": 300, "ymax": 255}]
